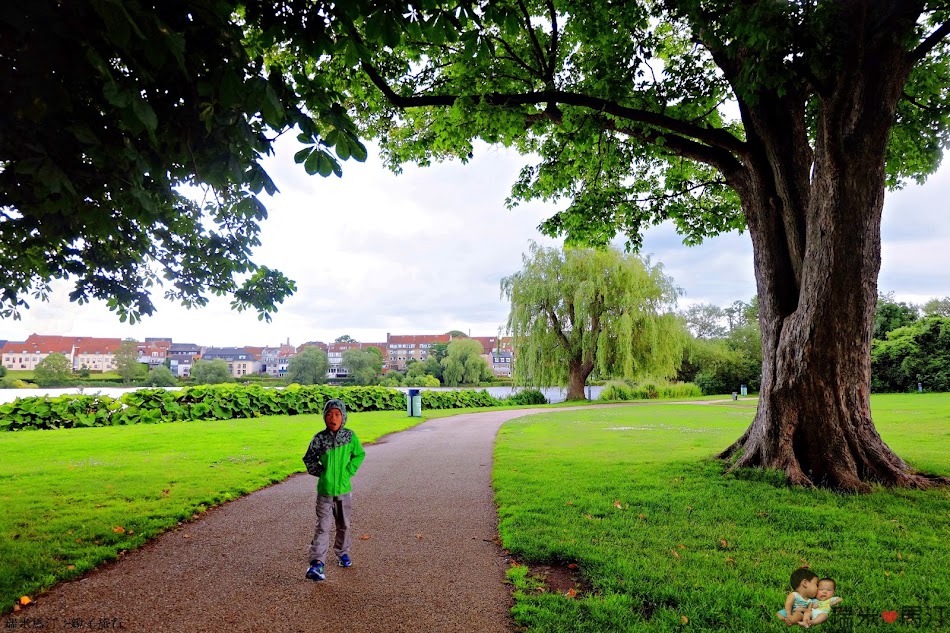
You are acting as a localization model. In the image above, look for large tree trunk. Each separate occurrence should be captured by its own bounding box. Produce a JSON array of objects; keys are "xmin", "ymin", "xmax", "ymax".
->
[
  {"xmin": 720, "ymin": 11, "xmax": 948, "ymax": 491},
  {"xmin": 566, "ymin": 358, "xmax": 593, "ymax": 401}
]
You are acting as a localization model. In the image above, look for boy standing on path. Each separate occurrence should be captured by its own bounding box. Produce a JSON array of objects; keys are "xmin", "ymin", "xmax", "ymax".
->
[{"xmin": 302, "ymin": 399, "xmax": 366, "ymax": 581}]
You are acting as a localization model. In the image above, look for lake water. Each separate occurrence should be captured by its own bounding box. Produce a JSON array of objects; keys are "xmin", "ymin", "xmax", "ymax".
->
[
  {"xmin": 0, "ymin": 385, "xmax": 603, "ymax": 405},
  {"xmin": 394, "ymin": 385, "xmax": 604, "ymax": 404}
]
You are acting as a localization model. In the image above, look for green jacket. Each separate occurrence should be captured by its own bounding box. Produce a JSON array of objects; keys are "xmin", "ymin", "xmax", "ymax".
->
[{"xmin": 302, "ymin": 422, "xmax": 365, "ymax": 496}]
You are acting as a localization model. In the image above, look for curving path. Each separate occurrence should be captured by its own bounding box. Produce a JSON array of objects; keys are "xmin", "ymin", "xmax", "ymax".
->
[{"xmin": 18, "ymin": 408, "xmax": 559, "ymax": 633}]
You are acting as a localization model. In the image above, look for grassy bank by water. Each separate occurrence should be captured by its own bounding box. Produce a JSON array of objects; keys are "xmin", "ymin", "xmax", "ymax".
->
[
  {"xmin": 494, "ymin": 393, "xmax": 950, "ymax": 632},
  {"xmin": 0, "ymin": 410, "xmax": 425, "ymax": 613}
]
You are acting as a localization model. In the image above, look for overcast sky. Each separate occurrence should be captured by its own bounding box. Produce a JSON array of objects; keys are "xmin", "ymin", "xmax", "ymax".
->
[{"xmin": 2, "ymin": 135, "xmax": 949, "ymax": 348}]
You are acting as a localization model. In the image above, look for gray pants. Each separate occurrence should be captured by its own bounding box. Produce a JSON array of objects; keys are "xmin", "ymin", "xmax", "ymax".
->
[{"xmin": 308, "ymin": 493, "xmax": 352, "ymax": 564}]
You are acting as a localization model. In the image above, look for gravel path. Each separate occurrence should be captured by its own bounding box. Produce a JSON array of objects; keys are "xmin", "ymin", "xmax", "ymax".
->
[{"xmin": 17, "ymin": 408, "xmax": 553, "ymax": 633}]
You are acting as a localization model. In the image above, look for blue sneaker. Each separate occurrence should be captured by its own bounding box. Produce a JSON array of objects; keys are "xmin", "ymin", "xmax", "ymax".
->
[
  {"xmin": 338, "ymin": 554, "xmax": 352, "ymax": 568},
  {"xmin": 306, "ymin": 561, "xmax": 325, "ymax": 581}
]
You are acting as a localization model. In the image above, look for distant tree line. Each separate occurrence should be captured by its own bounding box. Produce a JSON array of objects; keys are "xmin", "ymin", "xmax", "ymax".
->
[
  {"xmin": 674, "ymin": 294, "xmax": 950, "ymax": 395},
  {"xmin": 8, "ymin": 293, "xmax": 947, "ymax": 393},
  {"xmin": 871, "ymin": 294, "xmax": 950, "ymax": 393}
]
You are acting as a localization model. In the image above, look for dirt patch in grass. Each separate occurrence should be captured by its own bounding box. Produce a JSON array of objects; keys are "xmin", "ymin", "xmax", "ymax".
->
[{"xmin": 528, "ymin": 563, "xmax": 592, "ymax": 596}]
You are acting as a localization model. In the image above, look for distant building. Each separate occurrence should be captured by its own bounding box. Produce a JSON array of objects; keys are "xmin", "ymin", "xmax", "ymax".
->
[
  {"xmin": 201, "ymin": 347, "xmax": 259, "ymax": 378},
  {"xmin": 0, "ymin": 330, "xmax": 518, "ymax": 379},
  {"xmin": 167, "ymin": 343, "xmax": 201, "ymax": 377},
  {"xmin": 386, "ymin": 333, "xmax": 452, "ymax": 371},
  {"xmin": 74, "ymin": 337, "xmax": 124, "ymax": 372},
  {"xmin": 1, "ymin": 334, "xmax": 122, "ymax": 372},
  {"xmin": 491, "ymin": 350, "xmax": 513, "ymax": 377},
  {"xmin": 261, "ymin": 343, "xmax": 297, "ymax": 378},
  {"xmin": 137, "ymin": 339, "xmax": 171, "ymax": 368},
  {"xmin": 327, "ymin": 341, "xmax": 362, "ymax": 378}
]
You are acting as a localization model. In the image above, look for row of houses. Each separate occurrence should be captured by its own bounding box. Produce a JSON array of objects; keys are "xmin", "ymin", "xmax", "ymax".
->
[{"xmin": 0, "ymin": 332, "xmax": 514, "ymax": 379}]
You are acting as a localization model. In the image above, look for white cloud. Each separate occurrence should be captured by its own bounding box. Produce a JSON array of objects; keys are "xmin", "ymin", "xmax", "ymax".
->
[{"xmin": 2, "ymin": 139, "xmax": 948, "ymax": 346}]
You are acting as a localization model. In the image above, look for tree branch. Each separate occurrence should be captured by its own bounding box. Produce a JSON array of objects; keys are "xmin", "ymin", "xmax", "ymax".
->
[
  {"xmin": 605, "ymin": 117, "xmax": 744, "ymax": 177},
  {"xmin": 360, "ymin": 62, "xmax": 748, "ymax": 163},
  {"xmin": 548, "ymin": 305, "xmax": 572, "ymax": 349},
  {"xmin": 912, "ymin": 20, "xmax": 950, "ymax": 62},
  {"xmin": 546, "ymin": 0, "xmax": 559, "ymax": 81},
  {"xmin": 517, "ymin": 0, "xmax": 550, "ymax": 78}
]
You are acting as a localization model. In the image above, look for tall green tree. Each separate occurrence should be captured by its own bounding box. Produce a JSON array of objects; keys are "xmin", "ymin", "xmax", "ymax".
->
[
  {"xmin": 1, "ymin": 0, "xmax": 368, "ymax": 322},
  {"xmin": 33, "ymin": 353, "xmax": 72, "ymax": 387},
  {"xmin": 502, "ymin": 243, "xmax": 686, "ymax": 400},
  {"xmin": 682, "ymin": 304, "xmax": 727, "ymax": 340},
  {"xmin": 113, "ymin": 339, "xmax": 145, "ymax": 384},
  {"xmin": 441, "ymin": 339, "xmax": 492, "ymax": 387},
  {"xmin": 190, "ymin": 359, "xmax": 232, "ymax": 385},
  {"xmin": 874, "ymin": 292, "xmax": 920, "ymax": 340},
  {"xmin": 872, "ymin": 316, "xmax": 950, "ymax": 393},
  {"xmin": 923, "ymin": 297, "xmax": 950, "ymax": 318},
  {"xmin": 141, "ymin": 366, "xmax": 178, "ymax": 388},
  {"xmin": 342, "ymin": 348, "xmax": 382, "ymax": 385},
  {"xmin": 285, "ymin": 347, "xmax": 329, "ymax": 385},
  {"xmin": 308, "ymin": 0, "xmax": 950, "ymax": 489}
]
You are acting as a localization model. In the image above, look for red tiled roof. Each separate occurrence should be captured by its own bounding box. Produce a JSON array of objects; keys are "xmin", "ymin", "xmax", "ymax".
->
[
  {"xmin": 387, "ymin": 333, "xmax": 451, "ymax": 345},
  {"xmin": 76, "ymin": 338, "xmax": 123, "ymax": 354},
  {"xmin": 470, "ymin": 336, "xmax": 499, "ymax": 354},
  {"xmin": 0, "ymin": 335, "xmax": 126, "ymax": 355}
]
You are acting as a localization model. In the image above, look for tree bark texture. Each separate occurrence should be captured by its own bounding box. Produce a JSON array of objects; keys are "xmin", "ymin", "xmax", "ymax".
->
[
  {"xmin": 566, "ymin": 358, "xmax": 594, "ymax": 401},
  {"xmin": 721, "ymin": 7, "xmax": 947, "ymax": 490}
]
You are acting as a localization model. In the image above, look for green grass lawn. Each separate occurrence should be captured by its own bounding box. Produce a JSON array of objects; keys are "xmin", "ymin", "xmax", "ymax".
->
[
  {"xmin": 0, "ymin": 410, "xmax": 425, "ymax": 612},
  {"xmin": 494, "ymin": 393, "xmax": 950, "ymax": 632}
]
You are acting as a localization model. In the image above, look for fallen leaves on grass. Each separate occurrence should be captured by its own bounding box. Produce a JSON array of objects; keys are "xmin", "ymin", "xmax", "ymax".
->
[
  {"xmin": 359, "ymin": 534, "xmax": 370, "ymax": 540},
  {"xmin": 19, "ymin": 596, "xmax": 32, "ymax": 606},
  {"xmin": 565, "ymin": 588, "xmax": 577, "ymax": 598},
  {"xmin": 113, "ymin": 526, "xmax": 126, "ymax": 534},
  {"xmin": 671, "ymin": 549, "xmax": 681, "ymax": 560},
  {"xmin": 613, "ymin": 500, "xmax": 623, "ymax": 509}
]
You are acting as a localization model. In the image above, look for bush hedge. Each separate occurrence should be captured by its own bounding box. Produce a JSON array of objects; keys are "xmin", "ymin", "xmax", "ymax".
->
[
  {"xmin": 0, "ymin": 385, "xmax": 506, "ymax": 431},
  {"xmin": 598, "ymin": 380, "xmax": 703, "ymax": 401},
  {"xmin": 504, "ymin": 388, "xmax": 549, "ymax": 405}
]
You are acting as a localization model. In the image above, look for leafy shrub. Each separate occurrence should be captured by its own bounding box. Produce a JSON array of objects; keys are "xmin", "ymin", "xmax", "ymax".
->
[
  {"xmin": 420, "ymin": 389, "xmax": 502, "ymax": 409},
  {"xmin": 599, "ymin": 380, "xmax": 702, "ymax": 401},
  {"xmin": 406, "ymin": 374, "xmax": 440, "ymax": 387},
  {"xmin": 140, "ymin": 366, "xmax": 178, "ymax": 388},
  {"xmin": 0, "ymin": 385, "xmax": 508, "ymax": 431},
  {"xmin": 505, "ymin": 389, "xmax": 548, "ymax": 405},
  {"xmin": 0, "ymin": 377, "xmax": 33, "ymax": 389}
]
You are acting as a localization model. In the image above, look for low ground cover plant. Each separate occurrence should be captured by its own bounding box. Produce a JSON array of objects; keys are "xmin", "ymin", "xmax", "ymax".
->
[
  {"xmin": 0, "ymin": 410, "xmax": 423, "ymax": 613},
  {"xmin": 494, "ymin": 393, "xmax": 950, "ymax": 632}
]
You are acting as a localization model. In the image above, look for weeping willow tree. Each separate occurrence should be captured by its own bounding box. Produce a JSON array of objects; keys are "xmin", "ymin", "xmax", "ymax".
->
[{"xmin": 501, "ymin": 242, "xmax": 687, "ymax": 400}]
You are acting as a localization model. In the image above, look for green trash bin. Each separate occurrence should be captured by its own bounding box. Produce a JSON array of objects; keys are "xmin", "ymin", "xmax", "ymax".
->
[{"xmin": 407, "ymin": 389, "xmax": 422, "ymax": 417}]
